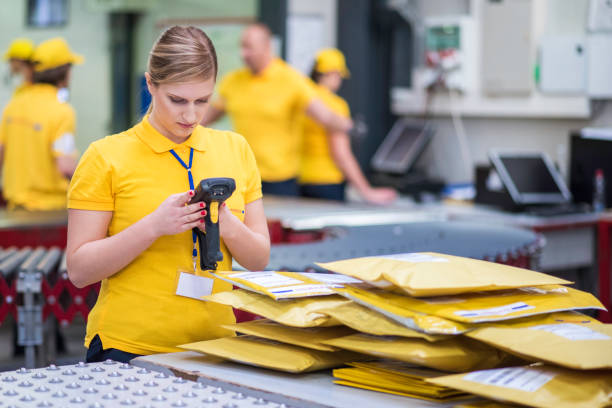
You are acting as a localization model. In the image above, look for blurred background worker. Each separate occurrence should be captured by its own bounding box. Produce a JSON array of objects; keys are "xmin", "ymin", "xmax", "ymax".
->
[
  {"xmin": 202, "ymin": 23, "xmax": 353, "ymax": 197},
  {"xmin": 3, "ymin": 37, "xmax": 34, "ymax": 95},
  {"xmin": 299, "ymin": 48, "xmax": 397, "ymax": 205},
  {"xmin": 0, "ymin": 37, "xmax": 82, "ymax": 210}
]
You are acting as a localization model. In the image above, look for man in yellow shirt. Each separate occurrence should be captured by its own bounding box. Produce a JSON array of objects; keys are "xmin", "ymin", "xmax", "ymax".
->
[
  {"xmin": 202, "ymin": 23, "xmax": 352, "ymax": 196},
  {"xmin": 0, "ymin": 37, "xmax": 83, "ymax": 210},
  {"xmin": 3, "ymin": 38, "xmax": 35, "ymax": 95}
]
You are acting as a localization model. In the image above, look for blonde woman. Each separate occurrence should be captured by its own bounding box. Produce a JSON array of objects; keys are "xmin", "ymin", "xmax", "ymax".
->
[
  {"xmin": 299, "ymin": 49, "xmax": 397, "ymax": 204},
  {"xmin": 66, "ymin": 26, "xmax": 270, "ymax": 363}
]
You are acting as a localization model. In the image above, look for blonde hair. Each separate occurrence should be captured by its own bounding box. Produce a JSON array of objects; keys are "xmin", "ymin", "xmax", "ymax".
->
[{"xmin": 146, "ymin": 26, "xmax": 217, "ymax": 113}]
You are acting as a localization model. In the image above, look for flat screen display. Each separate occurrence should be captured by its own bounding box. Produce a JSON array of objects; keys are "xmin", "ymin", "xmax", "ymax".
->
[
  {"xmin": 384, "ymin": 128, "xmax": 421, "ymax": 163},
  {"xmin": 371, "ymin": 120, "xmax": 433, "ymax": 174},
  {"xmin": 490, "ymin": 151, "xmax": 571, "ymax": 205},
  {"xmin": 570, "ymin": 134, "xmax": 612, "ymax": 205},
  {"xmin": 499, "ymin": 157, "xmax": 562, "ymax": 194}
]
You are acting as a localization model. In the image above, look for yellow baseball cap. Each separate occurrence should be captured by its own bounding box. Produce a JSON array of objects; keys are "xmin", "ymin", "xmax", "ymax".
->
[
  {"xmin": 315, "ymin": 48, "xmax": 350, "ymax": 78},
  {"xmin": 3, "ymin": 38, "xmax": 35, "ymax": 61},
  {"xmin": 31, "ymin": 37, "xmax": 84, "ymax": 72}
]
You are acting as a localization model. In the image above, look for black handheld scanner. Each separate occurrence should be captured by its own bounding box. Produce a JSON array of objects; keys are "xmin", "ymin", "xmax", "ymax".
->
[{"xmin": 189, "ymin": 178, "xmax": 236, "ymax": 270}]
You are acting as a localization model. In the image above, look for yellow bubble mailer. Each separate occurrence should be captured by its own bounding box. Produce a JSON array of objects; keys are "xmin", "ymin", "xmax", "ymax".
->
[
  {"xmin": 333, "ymin": 360, "xmax": 470, "ymax": 401},
  {"xmin": 337, "ymin": 286, "xmax": 473, "ymax": 334},
  {"xmin": 317, "ymin": 252, "xmax": 571, "ymax": 297},
  {"xmin": 322, "ymin": 333, "xmax": 516, "ymax": 372},
  {"xmin": 213, "ymin": 271, "xmax": 362, "ymax": 299},
  {"xmin": 204, "ymin": 289, "xmax": 349, "ymax": 327},
  {"xmin": 222, "ymin": 319, "xmax": 356, "ymax": 351},
  {"xmin": 179, "ymin": 335, "xmax": 365, "ymax": 373},
  {"xmin": 318, "ymin": 302, "xmax": 446, "ymax": 342},
  {"xmin": 339, "ymin": 285, "xmax": 604, "ymax": 329},
  {"xmin": 428, "ymin": 364, "xmax": 612, "ymax": 408},
  {"xmin": 466, "ymin": 323, "xmax": 612, "ymax": 370}
]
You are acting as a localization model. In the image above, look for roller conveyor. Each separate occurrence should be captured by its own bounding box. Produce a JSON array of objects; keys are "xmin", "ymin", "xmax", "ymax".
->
[{"xmin": 0, "ymin": 361, "xmax": 282, "ymax": 408}]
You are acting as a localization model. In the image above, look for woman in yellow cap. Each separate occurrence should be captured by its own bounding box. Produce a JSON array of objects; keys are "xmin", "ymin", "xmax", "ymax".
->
[
  {"xmin": 66, "ymin": 26, "xmax": 270, "ymax": 363},
  {"xmin": 3, "ymin": 38, "xmax": 35, "ymax": 95},
  {"xmin": 0, "ymin": 37, "xmax": 82, "ymax": 210},
  {"xmin": 299, "ymin": 48, "xmax": 397, "ymax": 204}
]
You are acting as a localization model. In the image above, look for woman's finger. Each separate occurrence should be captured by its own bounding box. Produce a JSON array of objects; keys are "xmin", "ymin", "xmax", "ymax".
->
[
  {"xmin": 183, "ymin": 201, "xmax": 206, "ymax": 214},
  {"xmin": 181, "ymin": 218, "xmax": 204, "ymax": 232},
  {"xmin": 175, "ymin": 190, "xmax": 195, "ymax": 206},
  {"xmin": 182, "ymin": 210, "xmax": 206, "ymax": 224}
]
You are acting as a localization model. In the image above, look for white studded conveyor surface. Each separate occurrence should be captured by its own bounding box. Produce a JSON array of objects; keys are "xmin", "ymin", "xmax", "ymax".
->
[{"xmin": 0, "ymin": 360, "xmax": 286, "ymax": 408}]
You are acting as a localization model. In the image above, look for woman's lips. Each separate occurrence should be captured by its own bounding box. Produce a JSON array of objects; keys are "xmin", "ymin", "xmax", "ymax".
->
[{"xmin": 178, "ymin": 122, "xmax": 195, "ymax": 129}]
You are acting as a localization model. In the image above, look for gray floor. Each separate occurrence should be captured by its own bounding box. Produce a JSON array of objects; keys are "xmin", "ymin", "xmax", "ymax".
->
[{"xmin": 0, "ymin": 316, "xmax": 86, "ymax": 371}]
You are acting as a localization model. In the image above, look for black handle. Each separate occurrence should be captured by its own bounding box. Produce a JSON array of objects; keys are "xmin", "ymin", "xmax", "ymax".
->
[
  {"xmin": 189, "ymin": 178, "xmax": 236, "ymax": 271},
  {"xmin": 193, "ymin": 211, "xmax": 223, "ymax": 271}
]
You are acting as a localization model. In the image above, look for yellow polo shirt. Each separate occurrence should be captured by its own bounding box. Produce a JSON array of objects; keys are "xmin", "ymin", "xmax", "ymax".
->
[
  {"xmin": 216, "ymin": 58, "xmax": 316, "ymax": 182},
  {"xmin": 68, "ymin": 117, "xmax": 262, "ymax": 355},
  {"xmin": 13, "ymin": 82, "xmax": 31, "ymax": 96},
  {"xmin": 0, "ymin": 83, "xmax": 77, "ymax": 210},
  {"xmin": 299, "ymin": 83, "xmax": 350, "ymax": 185}
]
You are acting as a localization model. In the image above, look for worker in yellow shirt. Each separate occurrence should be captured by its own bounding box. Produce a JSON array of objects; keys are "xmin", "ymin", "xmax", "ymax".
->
[
  {"xmin": 3, "ymin": 38, "xmax": 35, "ymax": 95},
  {"xmin": 201, "ymin": 23, "xmax": 352, "ymax": 196},
  {"xmin": 299, "ymin": 49, "xmax": 397, "ymax": 205},
  {"xmin": 0, "ymin": 37, "xmax": 81, "ymax": 210},
  {"xmin": 67, "ymin": 26, "xmax": 270, "ymax": 363}
]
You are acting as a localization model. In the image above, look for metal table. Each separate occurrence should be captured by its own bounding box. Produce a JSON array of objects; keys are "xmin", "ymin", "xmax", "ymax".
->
[
  {"xmin": 268, "ymin": 221, "xmax": 539, "ymax": 271},
  {"xmin": 132, "ymin": 351, "xmax": 464, "ymax": 408}
]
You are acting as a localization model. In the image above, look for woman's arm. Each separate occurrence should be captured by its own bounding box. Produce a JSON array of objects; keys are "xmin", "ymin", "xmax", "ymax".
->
[
  {"xmin": 218, "ymin": 198, "xmax": 270, "ymax": 271},
  {"xmin": 67, "ymin": 190, "xmax": 206, "ymax": 288},
  {"xmin": 306, "ymin": 99, "xmax": 353, "ymax": 133},
  {"xmin": 328, "ymin": 131, "xmax": 397, "ymax": 205}
]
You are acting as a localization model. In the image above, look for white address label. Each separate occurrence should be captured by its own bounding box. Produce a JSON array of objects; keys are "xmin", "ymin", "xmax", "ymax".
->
[
  {"xmin": 528, "ymin": 323, "xmax": 610, "ymax": 341},
  {"xmin": 464, "ymin": 367, "xmax": 554, "ymax": 392},
  {"xmin": 454, "ymin": 302, "xmax": 535, "ymax": 318},
  {"xmin": 269, "ymin": 284, "xmax": 336, "ymax": 297},
  {"xmin": 377, "ymin": 253, "xmax": 450, "ymax": 263},
  {"xmin": 228, "ymin": 272, "xmax": 302, "ymax": 288},
  {"xmin": 298, "ymin": 272, "xmax": 362, "ymax": 284}
]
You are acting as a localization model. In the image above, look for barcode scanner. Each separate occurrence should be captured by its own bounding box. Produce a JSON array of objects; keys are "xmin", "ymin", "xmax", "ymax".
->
[{"xmin": 189, "ymin": 178, "xmax": 236, "ymax": 270}]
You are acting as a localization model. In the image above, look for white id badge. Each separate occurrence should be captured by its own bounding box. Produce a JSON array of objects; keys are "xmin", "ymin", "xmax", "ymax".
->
[{"xmin": 175, "ymin": 271, "xmax": 214, "ymax": 300}]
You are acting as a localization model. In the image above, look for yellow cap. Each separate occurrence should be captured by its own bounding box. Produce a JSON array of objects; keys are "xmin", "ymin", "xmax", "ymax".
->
[
  {"xmin": 315, "ymin": 48, "xmax": 350, "ymax": 78},
  {"xmin": 31, "ymin": 37, "xmax": 84, "ymax": 72},
  {"xmin": 3, "ymin": 38, "xmax": 35, "ymax": 61}
]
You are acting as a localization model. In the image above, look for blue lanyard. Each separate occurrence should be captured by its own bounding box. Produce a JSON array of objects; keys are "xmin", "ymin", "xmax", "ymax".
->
[{"xmin": 169, "ymin": 147, "xmax": 198, "ymax": 260}]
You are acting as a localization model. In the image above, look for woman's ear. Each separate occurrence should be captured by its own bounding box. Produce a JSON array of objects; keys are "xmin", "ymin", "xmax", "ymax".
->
[{"xmin": 145, "ymin": 72, "xmax": 156, "ymax": 96}]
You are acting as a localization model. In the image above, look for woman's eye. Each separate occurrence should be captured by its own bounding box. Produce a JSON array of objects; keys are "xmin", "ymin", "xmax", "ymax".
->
[
  {"xmin": 170, "ymin": 97, "xmax": 186, "ymax": 104},
  {"xmin": 196, "ymin": 99, "xmax": 209, "ymax": 104}
]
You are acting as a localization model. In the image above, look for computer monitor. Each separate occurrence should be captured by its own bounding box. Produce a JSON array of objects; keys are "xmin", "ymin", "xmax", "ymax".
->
[
  {"xmin": 570, "ymin": 133, "xmax": 612, "ymax": 205},
  {"xmin": 370, "ymin": 119, "xmax": 433, "ymax": 174},
  {"xmin": 489, "ymin": 150, "xmax": 572, "ymax": 205}
]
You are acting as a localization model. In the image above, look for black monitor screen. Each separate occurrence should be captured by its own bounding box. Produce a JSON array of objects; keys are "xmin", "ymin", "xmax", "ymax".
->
[
  {"xmin": 385, "ymin": 128, "xmax": 421, "ymax": 163},
  {"xmin": 500, "ymin": 157, "xmax": 561, "ymax": 194},
  {"xmin": 570, "ymin": 135, "xmax": 612, "ymax": 204}
]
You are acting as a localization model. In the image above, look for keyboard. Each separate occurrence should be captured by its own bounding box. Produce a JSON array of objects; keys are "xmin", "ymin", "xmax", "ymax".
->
[{"xmin": 524, "ymin": 203, "xmax": 592, "ymax": 217}]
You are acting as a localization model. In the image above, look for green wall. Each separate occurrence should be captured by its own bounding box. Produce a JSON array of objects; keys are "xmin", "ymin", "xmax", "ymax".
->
[{"xmin": 0, "ymin": 0, "xmax": 111, "ymax": 154}]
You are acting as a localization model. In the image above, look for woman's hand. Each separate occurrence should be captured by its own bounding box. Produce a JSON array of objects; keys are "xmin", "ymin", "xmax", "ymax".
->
[
  {"xmin": 146, "ymin": 190, "xmax": 207, "ymax": 238},
  {"xmin": 217, "ymin": 202, "xmax": 241, "ymax": 239},
  {"xmin": 362, "ymin": 187, "xmax": 398, "ymax": 205}
]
